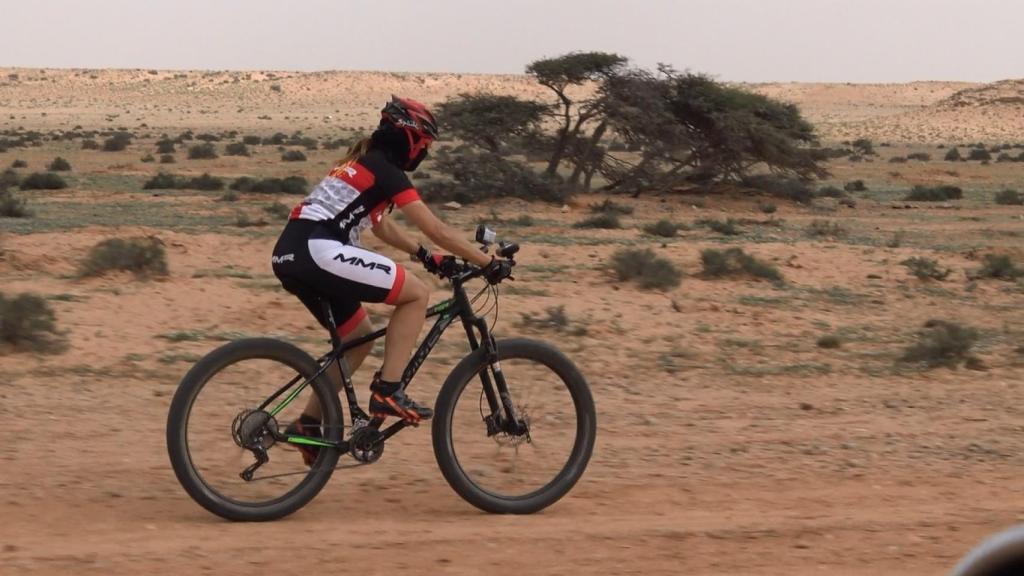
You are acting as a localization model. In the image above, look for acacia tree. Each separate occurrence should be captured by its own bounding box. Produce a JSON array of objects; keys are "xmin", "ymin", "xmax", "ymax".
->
[
  {"xmin": 435, "ymin": 93, "xmax": 549, "ymax": 153},
  {"xmin": 525, "ymin": 51, "xmax": 627, "ymax": 177},
  {"xmin": 598, "ymin": 66, "xmax": 827, "ymax": 193}
]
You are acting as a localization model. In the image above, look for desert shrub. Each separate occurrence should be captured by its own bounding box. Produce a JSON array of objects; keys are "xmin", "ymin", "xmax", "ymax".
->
[
  {"xmin": 900, "ymin": 257, "xmax": 951, "ymax": 280},
  {"xmin": 263, "ymin": 202, "xmax": 292, "ymax": 218},
  {"xmin": 281, "ymin": 149, "xmax": 307, "ymax": 162},
  {"xmin": 159, "ymin": 154, "xmax": 176, "ymax": 164},
  {"xmin": 971, "ymin": 254, "xmax": 1023, "ymax": 281},
  {"xmin": 218, "ymin": 190, "xmax": 239, "ymax": 202},
  {"xmin": 19, "ymin": 172, "xmax": 68, "ymax": 190},
  {"xmin": 422, "ymin": 151, "xmax": 565, "ymax": 204},
  {"xmin": 156, "ymin": 139, "xmax": 176, "ymax": 154},
  {"xmin": 994, "ymin": 189, "xmax": 1023, "ymax": 205},
  {"xmin": 188, "ymin": 143, "xmax": 218, "ymax": 159},
  {"xmin": 262, "ymin": 133, "xmax": 287, "ymax": 146},
  {"xmin": 11, "ymin": 159, "xmax": 27, "ymax": 168},
  {"xmin": 758, "ymin": 201, "xmax": 777, "ymax": 214},
  {"xmin": 888, "ymin": 156, "xmax": 907, "ymax": 163},
  {"xmin": 899, "ymin": 319, "xmax": 979, "ymax": 369},
  {"xmin": 102, "ymin": 132, "xmax": 132, "ymax": 152},
  {"xmin": 229, "ymin": 176, "xmax": 308, "ymax": 194},
  {"xmin": 188, "ymin": 173, "xmax": 224, "ymax": 191},
  {"xmin": 574, "ymin": 213, "xmax": 622, "ymax": 229},
  {"xmin": 816, "ymin": 334, "xmax": 841, "ymax": 349},
  {"xmin": 1, "ymin": 168, "xmax": 19, "ymax": 188},
  {"xmin": 242, "ymin": 135, "xmax": 262, "ymax": 145},
  {"xmin": 906, "ymin": 152, "xmax": 931, "ymax": 161},
  {"xmin": 844, "ymin": 179, "xmax": 867, "ymax": 192},
  {"xmin": 518, "ymin": 305, "xmax": 587, "ymax": 336},
  {"xmin": 741, "ymin": 174, "xmax": 813, "ymax": 204},
  {"xmin": 610, "ymin": 248, "xmax": 683, "ymax": 290},
  {"xmin": 805, "ymin": 219, "xmax": 847, "ymax": 238},
  {"xmin": 697, "ymin": 218, "xmax": 741, "ymax": 236},
  {"xmin": 81, "ymin": 139, "xmax": 100, "ymax": 150},
  {"xmin": 967, "ymin": 148, "xmax": 992, "ymax": 161},
  {"xmin": 0, "ymin": 187, "xmax": 30, "ymax": 217},
  {"xmin": 143, "ymin": 172, "xmax": 187, "ymax": 189},
  {"xmin": 816, "ymin": 185, "xmax": 846, "ymax": 198},
  {"xmin": 851, "ymin": 138, "xmax": 875, "ymax": 155},
  {"xmin": 224, "ymin": 142, "xmax": 250, "ymax": 157},
  {"xmin": 0, "ymin": 292, "xmax": 65, "ymax": 353},
  {"xmin": 195, "ymin": 133, "xmax": 220, "ymax": 142},
  {"xmin": 944, "ymin": 147, "xmax": 962, "ymax": 161},
  {"xmin": 996, "ymin": 152, "xmax": 1015, "ymax": 163},
  {"xmin": 234, "ymin": 213, "xmax": 268, "ymax": 227},
  {"xmin": 79, "ymin": 237, "xmax": 168, "ymax": 277},
  {"xmin": 590, "ymin": 199, "xmax": 634, "ymax": 215},
  {"xmin": 140, "ymin": 154, "xmax": 155, "ymax": 163},
  {"xmin": 47, "ymin": 157, "xmax": 71, "ymax": 171},
  {"xmin": 643, "ymin": 219, "xmax": 685, "ymax": 238},
  {"xmin": 700, "ymin": 248, "xmax": 782, "ymax": 282},
  {"xmin": 904, "ymin": 185, "xmax": 962, "ymax": 202}
]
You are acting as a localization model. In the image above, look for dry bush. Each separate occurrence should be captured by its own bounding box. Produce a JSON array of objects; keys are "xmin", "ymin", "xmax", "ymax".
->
[
  {"xmin": 697, "ymin": 218, "xmax": 741, "ymax": 236},
  {"xmin": 19, "ymin": 172, "xmax": 67, "ymax": 190},
  {"xmin": 900, "ymin": 257, "xmax": 951, "ymax": 281},
  {"xmin": 590, "ymin": 199, "xmax": 634, "ymax": 215},
  {"xmin": 79, "ymin": 237, "xmax": 169, "ymax": 278},
  {"xmin": 574, "ymin": 213, "xmax": 621, "ymax": 229},
  {"xmin": 188, "ymin": 143, "xmax": 218, "ymax": 160},
  {"xmin": 971, "ymin": 254, "xmax": 1022, "ymax": 281},
  {"xmin": 610, "ymin": 248, "xmax": 683, "ymax": 290},
  {"xmin": 643, "ymin": 219, "xmax": 686, "ymax": 238},
  {"xmin": 224, "ymin": 142, "xmax": 250, "ymax": 157},
  {"xmin": 899, "ymin": 319, "xmax": 980, "ymax": 370},
  {"xmin": 805, "ymin": 219, "xmax": 847, "ymax": 238},
  {"xmin": 994, "ymin": 189, "xmax": 1022, "ymax": 205},
  {"xmin": 0, "ymin": 292, "xmax": 66, "ymax": 353},
  {"xmin": 230, "ymin": 176, "xmax": 308, "ymax": 194},
  {"xmin": 904, "ymin": 185, "xmax": 962, "ymax": 202},
  {"xmin": 0, "ymin": 187, "xmax": 31, "ymax": 218},
  {"xmin": 518, "ymin": 305, "xmax": 588, "ymax": 336},
  {"xmin": 700, "ymin": 248, "xmax": 782, "ymax": 282},
  {"xmin": 48, "ymin": 157, "xmax": 71, "ymax": 171},
  {"xmin": 281, "ymin": 149, "xmax": 307, "ymax": 162}
]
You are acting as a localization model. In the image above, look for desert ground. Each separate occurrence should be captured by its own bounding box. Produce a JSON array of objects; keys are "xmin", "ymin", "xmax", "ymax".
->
[{"xmin": 1, "ymin": 68, "xmax": 1023, "ymax": 575}]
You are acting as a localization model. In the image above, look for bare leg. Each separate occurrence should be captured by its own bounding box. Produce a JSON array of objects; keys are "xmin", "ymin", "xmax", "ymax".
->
[
  {"xmin": 380, "ymin": 273, "xmax": 429, "ymax": 382},
  {"xmin": 302, "ymin": 315, "xmax": 374, "ymax": 421}
]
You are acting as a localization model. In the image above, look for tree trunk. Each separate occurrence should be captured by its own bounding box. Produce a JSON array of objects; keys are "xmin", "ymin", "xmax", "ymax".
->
[
  {"xmin": 544, "ymin": 91, "xmax": 573, "ymax": 177},
  {"xmin": 569, "ymin": 120, "xmax": 608, "ymax": 187}
]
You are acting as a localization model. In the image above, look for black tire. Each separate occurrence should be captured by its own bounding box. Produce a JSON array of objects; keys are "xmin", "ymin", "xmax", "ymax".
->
[
  {"xmin": 432, "ymin": 338, "xmax": 596, "ymax": 514},
  {"xmin": 166, "ymin": 338, "xmax": 342, "ymax": 521}
]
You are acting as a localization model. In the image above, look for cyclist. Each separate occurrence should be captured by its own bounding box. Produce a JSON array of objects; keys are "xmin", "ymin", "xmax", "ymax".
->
[{"xmin": 271, "ymin": 96, "xmax": 511, "ymax": 464}]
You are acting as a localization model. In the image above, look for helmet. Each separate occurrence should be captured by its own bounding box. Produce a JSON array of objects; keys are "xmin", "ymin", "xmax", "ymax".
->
[{"xmin": 379, "ymin": 95, "xmax": 438, "ymax": 171}]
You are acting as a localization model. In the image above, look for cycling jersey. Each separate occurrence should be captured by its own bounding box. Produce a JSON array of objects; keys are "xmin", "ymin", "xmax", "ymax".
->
[
  {"xmin": 272, "ymin": 147, "xmax": 421, "ymax": 336},
  {"xmin": 289, "ymin": 148, "xmax": 421, "ymax": 246}
]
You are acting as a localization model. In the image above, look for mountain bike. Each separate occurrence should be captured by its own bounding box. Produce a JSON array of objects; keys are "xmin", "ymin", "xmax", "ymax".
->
[{"xmin": 166, "ymin": 227, "xmax": 596, "ymax": 521}]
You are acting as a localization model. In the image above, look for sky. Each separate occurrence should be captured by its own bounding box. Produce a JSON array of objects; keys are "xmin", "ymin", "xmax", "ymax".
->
[{"xmin": 2, "ymin": 0, "xmax": 1021, "ymax": 82}]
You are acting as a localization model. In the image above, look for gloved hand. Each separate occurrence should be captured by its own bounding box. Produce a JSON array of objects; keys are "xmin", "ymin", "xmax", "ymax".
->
[
  {"xmin": 482, "ymin": 257, "xmax": 513, "ymax": 285},
  {"xmin": 414, "ymin": 245, "xmax": 443, "ymax": 275}
]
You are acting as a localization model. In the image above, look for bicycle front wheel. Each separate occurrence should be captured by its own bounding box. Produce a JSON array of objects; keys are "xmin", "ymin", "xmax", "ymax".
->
[
  {"xmin": 432, "ymin": 338, "xmax": 596, "ymax": 514},
  {"xmin": 166, "ymin": 338, "xmax": 342, "ymax": 521}
]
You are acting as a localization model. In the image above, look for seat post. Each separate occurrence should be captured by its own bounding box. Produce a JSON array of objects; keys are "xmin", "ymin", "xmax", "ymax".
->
[{"xmin": 320, "ymin": 299, "xmax": 342, "ymax": 350}]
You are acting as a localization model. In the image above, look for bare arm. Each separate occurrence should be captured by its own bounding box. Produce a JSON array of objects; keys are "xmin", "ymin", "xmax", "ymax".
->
[
  {"xmin": 370, "ymin": 214, "xmax": 421, "ymax": 255},
  {"xmin": 399, "ymin": 200, "xmax": 494, "ymax": 267}
]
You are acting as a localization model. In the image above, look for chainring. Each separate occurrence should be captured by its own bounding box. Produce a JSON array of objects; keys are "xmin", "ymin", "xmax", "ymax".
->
[{"xmin": 349, "ymin": 426, "xmax": 384, "ymax": 463}]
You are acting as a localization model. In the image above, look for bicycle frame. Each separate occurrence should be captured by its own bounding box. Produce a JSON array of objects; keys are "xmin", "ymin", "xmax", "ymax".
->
[{"xmin": 253, "ymin": 272, "xmax": 517, "ymax": 455}]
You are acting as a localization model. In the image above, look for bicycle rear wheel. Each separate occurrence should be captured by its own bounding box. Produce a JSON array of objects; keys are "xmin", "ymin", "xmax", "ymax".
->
[
  {"xmin": 166, "ymin": 338, "xmax": 342, "ymax": 521},
  {"xmin": 432, "ymin": 338, "xmax": 596, "ymax": 514}
]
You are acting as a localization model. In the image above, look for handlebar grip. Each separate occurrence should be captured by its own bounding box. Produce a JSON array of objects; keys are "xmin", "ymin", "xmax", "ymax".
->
[{"xmin": 497, "ymin": 242, "xmax": 520, "ymax": 258}]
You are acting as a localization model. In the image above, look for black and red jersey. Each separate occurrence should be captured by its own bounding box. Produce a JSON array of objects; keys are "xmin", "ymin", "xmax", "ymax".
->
[{"xmin": 290, "ymin": 148, "xmax": 421, "ymax": 246}]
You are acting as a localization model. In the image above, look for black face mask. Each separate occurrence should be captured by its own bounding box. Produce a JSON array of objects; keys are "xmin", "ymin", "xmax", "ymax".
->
[{"xmin": 406, "ymin": 148, "xmax": 428, "ymax": 172}]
